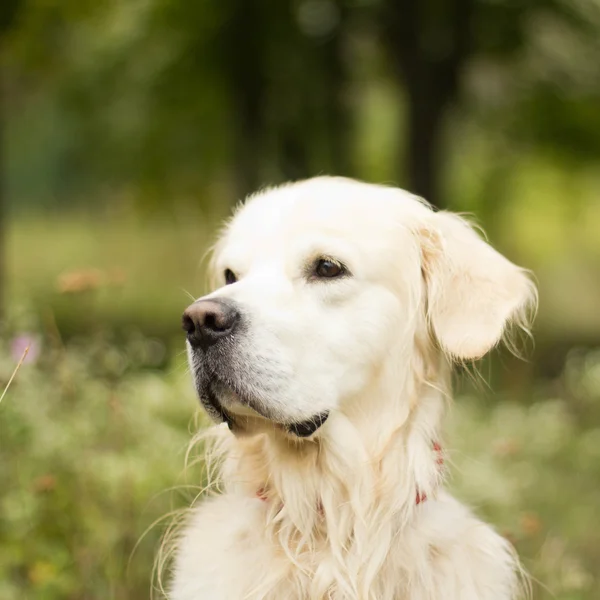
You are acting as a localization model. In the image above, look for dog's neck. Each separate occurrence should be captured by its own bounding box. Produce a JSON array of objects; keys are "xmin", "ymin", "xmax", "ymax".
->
[
  {"xmin": 218, "ymin": 335, "xmax": 448, "ymax": 523},
  {"xmin": 207, "ymin": 338, "xmax": 449, "ymax": 595}
]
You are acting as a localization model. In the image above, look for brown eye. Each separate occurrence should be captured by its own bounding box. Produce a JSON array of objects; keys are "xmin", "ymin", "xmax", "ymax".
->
[
  {"xmin": 315, "ymin": 259, "xmax": 344, "ymax": 279},
  {"xmin": 224, "ymin": 269, "xmax": 237, "ymax": 285}
]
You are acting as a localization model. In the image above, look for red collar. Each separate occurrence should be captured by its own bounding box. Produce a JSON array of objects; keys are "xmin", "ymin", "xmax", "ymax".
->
[
  {"xmin": 416, "ymin": 441, "xmax": 443, "ymax": 504},
  {"xmin": 257, "ymin": 442, "xmax": 443, "ymax": 506}
]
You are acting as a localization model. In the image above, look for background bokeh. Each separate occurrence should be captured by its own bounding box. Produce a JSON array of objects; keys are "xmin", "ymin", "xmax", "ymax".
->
[{"xmin": 1, "ymin": 1, "xmax": 599, "ymax": 599}]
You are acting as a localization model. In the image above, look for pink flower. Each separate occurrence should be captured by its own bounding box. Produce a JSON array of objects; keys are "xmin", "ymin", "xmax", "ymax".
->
[{"xmin": 11, "ymin": 334, "xmax": 39, "ymax": 364}]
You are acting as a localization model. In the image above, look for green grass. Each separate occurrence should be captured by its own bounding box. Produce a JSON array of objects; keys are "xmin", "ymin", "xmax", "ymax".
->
[
  {"xmin": 0, "ymin": 335, "xmax": 202, "ymax": 599},
  {"xmin": 448, "ymin": 355, "xmax": 600, "ymax": 599},
  {"xmin": 1, "ymin": 329, "xmax": 599, "ymax": 599}
]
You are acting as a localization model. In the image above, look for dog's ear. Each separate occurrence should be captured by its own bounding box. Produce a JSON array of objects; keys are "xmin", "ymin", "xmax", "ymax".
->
[{"xmin": 417, "ymin": 212, "xmax": 536, "ymax": 360}]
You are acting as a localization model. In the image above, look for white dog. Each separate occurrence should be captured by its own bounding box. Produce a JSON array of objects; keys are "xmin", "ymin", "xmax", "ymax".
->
[{"xmin": 170, "ymin": 177, "xmax": 536, "ymax": 600}]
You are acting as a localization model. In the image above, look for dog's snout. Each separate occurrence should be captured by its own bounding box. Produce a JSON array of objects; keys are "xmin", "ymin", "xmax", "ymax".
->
[{"xmin": 182, "ymin": 299, "xmax": 239, "ymax": 349}]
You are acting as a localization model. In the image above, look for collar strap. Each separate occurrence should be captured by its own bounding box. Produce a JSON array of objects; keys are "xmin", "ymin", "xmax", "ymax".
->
[
  {"xmin": 416, "ymin": 441, "xmax": 444, "ymax": 504},
  {"xmin": 256, "ymin": 442, "xmax": 443, "ymax": 506}
]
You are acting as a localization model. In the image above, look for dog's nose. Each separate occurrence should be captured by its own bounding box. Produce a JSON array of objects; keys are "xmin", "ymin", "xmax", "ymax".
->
[{"xmin": 182, "ymin": 299, "xmax": 239, "ymax": 349}]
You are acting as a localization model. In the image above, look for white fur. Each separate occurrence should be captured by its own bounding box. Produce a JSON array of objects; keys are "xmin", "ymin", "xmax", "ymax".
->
[{"xmin": 169, "ymin": 177, "xmax": 536, "ymax": 600}]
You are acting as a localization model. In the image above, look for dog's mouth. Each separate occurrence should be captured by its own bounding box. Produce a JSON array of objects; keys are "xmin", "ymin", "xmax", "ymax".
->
[
  {"xmin": 286, "ymin": 411, "xmax": 330, "ymax": 437},
  {"xmin": 200, "ymin": 375, "xmax": 329, "ymax": 438}
]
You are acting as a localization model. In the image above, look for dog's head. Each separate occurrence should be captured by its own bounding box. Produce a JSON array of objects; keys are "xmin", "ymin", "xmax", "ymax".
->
[{"xmin": 183, "ymin": 177, "xmax": 536, "ymax": 438}]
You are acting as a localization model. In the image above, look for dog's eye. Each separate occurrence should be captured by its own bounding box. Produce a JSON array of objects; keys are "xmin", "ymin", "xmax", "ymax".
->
[
  {"xmin": 315, "ymin": 259, "xmax": 345, "ymax": 279},
  {"xmin": 224, "ymin": 269, "xmax": 237, "ymax": 285}
]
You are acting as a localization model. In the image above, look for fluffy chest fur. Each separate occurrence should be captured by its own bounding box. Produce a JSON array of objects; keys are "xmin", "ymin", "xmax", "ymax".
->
[
  {"xmin": 170, "ymin": 369, "xmax": 524, "ymax": 600},
  {"xmin": 170, "ymin": 428, "xmax": 523, "ymax": 600}
]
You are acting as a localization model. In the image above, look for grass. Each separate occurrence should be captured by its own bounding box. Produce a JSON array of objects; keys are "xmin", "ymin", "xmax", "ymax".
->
[
  {"xmin": 0, "ymin": 329, "xmax": 208, "ymax": 599},
  {"xmin": 0, "ymin": 346, "xmax": 30, "ymax": 405},
  {"xmin": 1, "ymin": 327, "xmax": 599, "ymax": 599}
]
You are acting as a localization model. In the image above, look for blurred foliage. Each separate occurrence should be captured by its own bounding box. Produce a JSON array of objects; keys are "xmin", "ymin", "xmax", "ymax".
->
[
  {"xmin": 0, "ymin": 326, "xmax": 207, "ymax": 599},
  {"xmin": 5, "ymin": 211, "xmax": 216, "ymax": 342},
  {"xmin": 449, "ymin": 348, "xmax": 600, "ymax": 600},
  {"xmin": 3, "ymin": 0, "xmax": 600, "ymax": 209},
  {"xmin": 0, "ymin": 324, "xmax": 599, "ymax": 599}
]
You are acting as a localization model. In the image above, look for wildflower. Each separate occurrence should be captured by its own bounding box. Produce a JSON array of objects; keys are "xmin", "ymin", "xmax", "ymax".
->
[{"xmin": 11, "ymin": 334, "xmax": 39, "ymax": 364}]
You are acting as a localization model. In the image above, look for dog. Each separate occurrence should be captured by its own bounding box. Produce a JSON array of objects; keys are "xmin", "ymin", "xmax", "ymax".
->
[{"xmin": 170, "ymin": 177, "xmax": 536, "ymax": 600}]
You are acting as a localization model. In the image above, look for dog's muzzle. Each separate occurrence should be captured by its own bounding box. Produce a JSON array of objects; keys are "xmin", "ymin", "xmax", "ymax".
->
[{"xmin": 182, "ymin": 300, "xmax": 330, "ymax": 438}]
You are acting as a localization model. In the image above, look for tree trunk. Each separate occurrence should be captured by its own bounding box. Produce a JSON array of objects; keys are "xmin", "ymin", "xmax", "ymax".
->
[
  {"xmin": 279, "ymin": 131, "xmax": 310, "ymax": 182},
  {"xmin": 380, "ymin": 0, "xmax": 474, "ymax": 209},
  {"xmin": 232, "ymin": 104, "xmax": 263, "ymax": 201},
  {"xmin": 323, "ymin": 2, "xmax": 351, "ymax": 177},
  {"xmin": 223, "ymin": 0, "xmax": 267, "ymax": 201},
  {"xmin": 405, "ymin": 82, "xmax": 446, "ymax": 207},
  {"xmin": 0, "ymin": 67, "xmax": 4, "ymax": 319},
  {"xmin": 0, "ymin": 0, "xmax": 21, "ymax": 319}
]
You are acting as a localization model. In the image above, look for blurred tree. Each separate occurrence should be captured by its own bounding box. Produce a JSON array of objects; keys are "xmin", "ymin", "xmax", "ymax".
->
[
  {"xmin": 380, "ymin": 0, "xmax": 473, "ymax": 208},
  {"xmin": 0, "ymin": 0, "xmax": 22, "ymax": 318},
  {"xmin": 267, "ymin": 0, "xmax": 353, "ymax": 182},
  {"xmin": 2, "ymin": 0, "xmax": 600, "ymax": 215},
  {"xmin": 378, "ymin": 0, "xmax": 600, "ymax": 208},
  {"xmin": 219, "ymin": 0, "xmax": 268, "ymax": 198},
  {"xmin": 51, "ymin": 0, "xmax": 355, "ymax": 204}
]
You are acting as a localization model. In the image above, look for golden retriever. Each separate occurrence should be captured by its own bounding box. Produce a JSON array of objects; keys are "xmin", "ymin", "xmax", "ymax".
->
[{"xmin": 170, "ymin": 177, "xmax": 536, "ymax": 600}]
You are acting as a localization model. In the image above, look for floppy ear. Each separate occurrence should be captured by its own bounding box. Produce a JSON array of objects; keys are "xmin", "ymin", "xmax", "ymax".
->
[{"xmin": 418, "ymin": 212, "xmax": 537, "ymax": 360}]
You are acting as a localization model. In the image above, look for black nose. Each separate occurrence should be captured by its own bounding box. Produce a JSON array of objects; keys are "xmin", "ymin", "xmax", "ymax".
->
[{"xmin": 182, "ymin": 299, "xmax": 240, "ymax": 349}]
